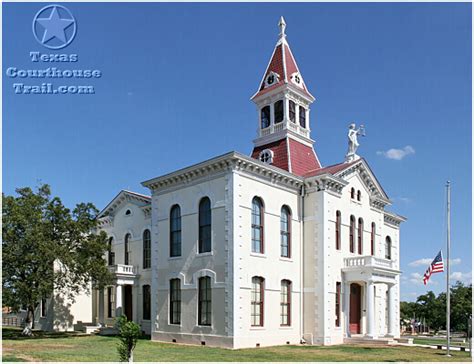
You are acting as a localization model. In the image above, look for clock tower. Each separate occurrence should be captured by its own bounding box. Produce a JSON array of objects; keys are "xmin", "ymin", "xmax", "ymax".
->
[{"xmin": 250, "ymin": 17, "xmax": 321, "ymax": 176}]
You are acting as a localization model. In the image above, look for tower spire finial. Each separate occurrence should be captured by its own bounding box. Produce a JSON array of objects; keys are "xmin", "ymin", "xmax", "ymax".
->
[{"xmin": 278, "ymin": 16, "xmax": 286, "ymax": 39}]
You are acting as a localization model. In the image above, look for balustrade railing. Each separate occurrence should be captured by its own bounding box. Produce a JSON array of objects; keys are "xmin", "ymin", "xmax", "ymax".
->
[
  {"xmin": 344, "ymin": 256, "xmax": 395, "ymax": 270},
  {"xmin": 108, "ymin": 264, "xmax": 137, "ymax": 275}
]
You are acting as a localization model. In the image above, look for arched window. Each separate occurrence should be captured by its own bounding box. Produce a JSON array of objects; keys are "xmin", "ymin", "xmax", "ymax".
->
[
  {"xmin": 385, "ymin": 236, "xmax": 392, "ymax": 260},
  {"xmin": 335, "ymin": 211, "xmax": 341, "ymax": 250},
  {"xmin": 143, "ymin": 285, "xmax": 151, "ymax": 320},
  {"xmin": 358, "ymin": 218, "xmax": 364, "ymax": 255},
  {"xmin": 259, "ymin": 150, "xmax": 273, "ymax": 164},
  {"xmin": 261, "ymin": 106, "xmax": 270, "ymax": 129},
  {"xmin": 289, "ymin": 100, "xmax": 296, "ymax": 123},
  {"xmin": 143, "ymin": 229, "xmax": 151, "ymax": 269},
  {"xmin": 274, "ymin": 100, "xmax": 284, "ymax": 124},
  {"xmin": 169, "ymin": 278, "xmax": 181, "ymax": 324},
  {"xmin": 371, "ymin": 223, "xmax": 376, "ymax": 256},
  {"xmin": 124, "ymin": 233, "xmax": 131, "ymax": 265},
  {"xmin": 299, "ymin": 106, "xmax": 306, "ymax": 128},
  {"xmin": 351, "ymin": 188, "xmax": 355, "ymax": 199},
  {"xmin": 199, "ymin": 197, "xmax": 212, "ymax": 253},
  {"xmin": 170, "ymin": 205, "xmax": 181, "ymax": 257},
  {"xmin": 251, "ymin": 197, "xmax": 264, "ymax": 254},
  {"xmin": 198, "ymin": 276, "xmax": 212, "ymax": 326},
  {"xmin": 349, "ymin": 215, "xmax": 355, "ymax": 253},
  {"xmin": 108, "ymin": 237, "xmax": 115, "ymax": 266},
  {"xmin": 251, "ymin": 276, "xmax": 264, "ymax": 327},
  {"xmin": 357, "ymin": 190, "xmax": 361, "ymax": 201},
  {"xmin": 280, "ymin": 206, "xmax": 291, "ymax": 258},
  {"xmin": 280, "ymin": 280, "xmax": 291, "ymax": 326}
]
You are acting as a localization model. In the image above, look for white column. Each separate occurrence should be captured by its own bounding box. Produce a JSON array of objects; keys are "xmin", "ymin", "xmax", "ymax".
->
[
  {"xmin": 270, "ymin": 102, "xmax": 275, "ymax": 127},
  {"xmin": 387, "ymin": 283, "xmax": 397, "ymax": 337},
  {"xmin": 366, "ymin": 280, "xmax": 376, "ymax": 338},
  {"xmin": 344, "ymin": 281, "xmax": 351, "ymax": 337},
  {"xmin": 98, "ymin": 289, "xmax": 105, "ymax": 325},
  {"xmin": 115, "ymin": 284, "xmax": 123, "ymax": 318}
]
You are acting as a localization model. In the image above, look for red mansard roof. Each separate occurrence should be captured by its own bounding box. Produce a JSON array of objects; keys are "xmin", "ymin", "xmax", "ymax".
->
[{"xmin": 251, "ymin": 137, "xmax": 321, "ymax": 177}]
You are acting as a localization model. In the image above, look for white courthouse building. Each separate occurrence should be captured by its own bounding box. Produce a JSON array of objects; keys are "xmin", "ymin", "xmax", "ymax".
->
[{"xmin": 41, "ymin": 18, "xmax": 405, "ymax": 348}]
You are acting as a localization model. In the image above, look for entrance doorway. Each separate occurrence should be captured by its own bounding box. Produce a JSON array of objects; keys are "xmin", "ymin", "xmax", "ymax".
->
[
  {"xmin": 349, "ymin": 283, "xmax": 361, "ymax": 334},
  {"xmin": 124, "ymin": 285, "xmax": 133, "ymax": 320}
]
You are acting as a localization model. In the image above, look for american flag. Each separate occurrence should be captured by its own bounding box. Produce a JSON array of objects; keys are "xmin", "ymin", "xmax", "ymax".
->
[{"xmin": 423, "ymin": 250, "xmax": 444, "ymax": 285}]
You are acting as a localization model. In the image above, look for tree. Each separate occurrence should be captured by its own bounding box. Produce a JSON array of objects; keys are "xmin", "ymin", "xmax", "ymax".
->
[
  {"xmin": 416, "ymin": 291, "xmax": 445, "ymax": 333},
  {"xmin": 116, "ymin": 315, "xmax": 141, "ymax": 362},
  {"xmin": 2, "ymin": 184, "xmax": 112, "ymax": 335},
  {"xmin": 450, "ymin": 281, "xmax": 472, "ymax": 335}
]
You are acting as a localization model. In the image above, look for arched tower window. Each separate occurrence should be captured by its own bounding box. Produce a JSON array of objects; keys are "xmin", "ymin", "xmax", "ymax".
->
[
  {"xmin": 280, "ymin": 206, "xmax": 291, "ymax": 258},
  {"xmin": 199, "ymin": 197, "xmax": 212, "ymax": 253},
  {"xmin": 351, "ymin": 188, "xmax": 355, "ymax": 199},
  {"xmin": 289, "ymin": 100, "xmax": 296, "ymax": 123},
  {"xmin": 170, "ymin": 205, "xmax": 182, "ymax": 257},
  {"xmin": 299, "ymin": 106, "xmax": 306, "ymax": 128},
  {"xmin": 357, "ymin": 190, "xmax": 361, "ymax": 201},
  {"xmin": 349, "ymin": 215, "xmax": 355, "ymax": 253},
  {"xmin": 261, "ymin": 106, "xmax": 270, "ymax": 129},
  {"xmin": 385, "ymin": 236, "xmax": 392, "ymax": 260},
  {"xmin": 274, "ymin": 100, "xmax": 284, "ymax": 124},
  {"xmin": 251, "ymin": 197, "xmax": 264, "ymax": 254}
]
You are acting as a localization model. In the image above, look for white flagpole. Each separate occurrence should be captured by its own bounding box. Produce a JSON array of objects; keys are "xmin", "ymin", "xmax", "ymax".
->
[{"xmin": 446, "ymin": 181, "xmax": 451, "ymax": 356}]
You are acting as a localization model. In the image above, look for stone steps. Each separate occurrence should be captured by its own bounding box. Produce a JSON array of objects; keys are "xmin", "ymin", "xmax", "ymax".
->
[{"xmin": 344, "ymin": 336, "xmax": 397, "ymax": 345}]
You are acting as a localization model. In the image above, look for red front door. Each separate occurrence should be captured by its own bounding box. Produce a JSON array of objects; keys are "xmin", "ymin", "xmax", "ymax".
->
[{"xmin": 349, "ymin": 283, "xmax": 361, "ymax": 334}]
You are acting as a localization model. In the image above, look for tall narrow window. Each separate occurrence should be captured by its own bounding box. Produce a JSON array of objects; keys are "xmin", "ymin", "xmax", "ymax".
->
[
  {"xmin": 274, "ymin": 100, "xmax": 284, "ymax": 123},
  {"xmin": 107, "ymin": 287, "xmax": 114, "ymax": 318},
  {"xmin": 371, "ymin": 223, "xmax": 376, "ymax": 256},
  {"xmin": 280, "ymin": 280, "xmax": 291, "ymax": 326},
  {"xmin": 41, "ymin": 298, "xmax": 47, "ymax": 317},
  {"xmin": 280, "ymin": 206, "xmax": 291, "ymax": 258},
  {"xmin": 289, "ymin": 100, "xmax": 296, "ymax": 123},
  {"xmin": 385, "ymin": 236, "xmax": 392, "ymax": 260},
  {"xmin": 143, "ymin": 285, "xmax": 151, "ymax": 320},
  {"xmin": 124, "ymin": 233, "xmax": 131, "ymax": 265},
  {"xmin": 199, "ymin": 197, "xmax": 212, "ymax": 253},
  {"xmin": 170, "ymin": 279, "xmax": 181, "ymax": 324},
  {"xmin": 335, "ymin": 282, "xmax": 341, "ymax": 327},
  {"xmin": 358, "ymin": 218, "xmax": 364, "ymax": 255},
  {"xmin": 299, "ymin": 106, "xmax": 306, "ymax": 128},
  {"xmin": 351, "ymin": 188, "xmax": 355, "ymax": 199},
  {"xmin": 170, "ymin": 205, "xmax": 182, "ymax": 257},
  {"xmin": 143, "ymin": 230, "xmax": 151, "ymax": 269},
  {"xmin": 357, "ymin": 190, "xmax": 361, "ymax": 201},
  {"xmin": 349, "ymin": 215, "xmax": 355, "ymax": 253},
  {"xmin": 251, "ymin": 277, "xmax": 264, "ymax": 326},
  {"xmin": 108, "ymin": 237, "xmax": 115, "ymax": 266},
  {"xmin": 251, "ymin": 197, "xmax": 264, "ymax": 254},
  {"xmin": 335, "ymin": 210, "xmax": 341, "ymax": 250},
  {"xmin": 261, "ymin": 106, "xmax": 270, "ymax": 129},
  {"xmin": 198, "ymin": 276, "xmax": 212, "ymax": 326}
]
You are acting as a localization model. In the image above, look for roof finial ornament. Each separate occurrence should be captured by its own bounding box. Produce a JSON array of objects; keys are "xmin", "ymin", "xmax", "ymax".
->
[{"xmin": 278, "ymin": 16, "xmax": 287, "ymax": 39}]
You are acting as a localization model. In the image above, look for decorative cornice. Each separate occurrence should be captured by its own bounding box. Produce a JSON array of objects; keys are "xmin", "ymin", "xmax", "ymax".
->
[
  {"xmin": 304, "ymin": 173, "xmax": 348, "ymax": 194},
  {"xmin": 98, "ymin": 190, "xmax": 151, "ymax": 218},
  {"xmin": 141, "ymin": 151, "xmax": 304, "ymax": 193},
  {"xmin": 384, "ymin": 211, "xmax": 407, "ymax": 226}
]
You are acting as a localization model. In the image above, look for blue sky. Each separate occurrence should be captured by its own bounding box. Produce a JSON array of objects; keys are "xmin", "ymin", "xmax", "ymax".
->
[{"xmin": 3, "ymin": 2, "xmax": 471, "ymax": 301}]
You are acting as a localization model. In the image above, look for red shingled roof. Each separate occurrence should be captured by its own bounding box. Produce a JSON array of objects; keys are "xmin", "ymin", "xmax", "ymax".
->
[
  {"xmin": 252, "ymin": 39, "xmax": 312, "ymax": 100},
  {"xmin": 303, "ymin": 160, "xmax": 358, "ymax": 178},
  {"xmin": 251, "ymin": 137, "xmax": 321, "ymax": 177}
]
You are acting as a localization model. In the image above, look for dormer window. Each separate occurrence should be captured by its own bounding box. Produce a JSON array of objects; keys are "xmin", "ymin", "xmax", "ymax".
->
[
  {"xmin": 274, "ymin": 100, "xmax": 284, "ymax": 124},
  {"xmin": 261, "ymin": 106, "xmax": 270, "ymax": 129},
  {"xmin": 264, "ymin": 71, "xmax": 280, "ymax": 88},
  {"xmin": 259, "ymin": 149, "xmax": 273, "ymax": 164},
  {"xmin": 290, "ymin": 72, "xmax": 303, "ymax": 88}
]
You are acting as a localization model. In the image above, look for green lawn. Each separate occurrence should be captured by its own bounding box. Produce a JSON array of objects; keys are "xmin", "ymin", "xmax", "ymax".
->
[
  {"xmin": 2, "ymin": 328, "xmax": 471, "ymax": 362},
  {"xmin": 413, "ymin": 337, "xmax": 468, "ymax": 348}
]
